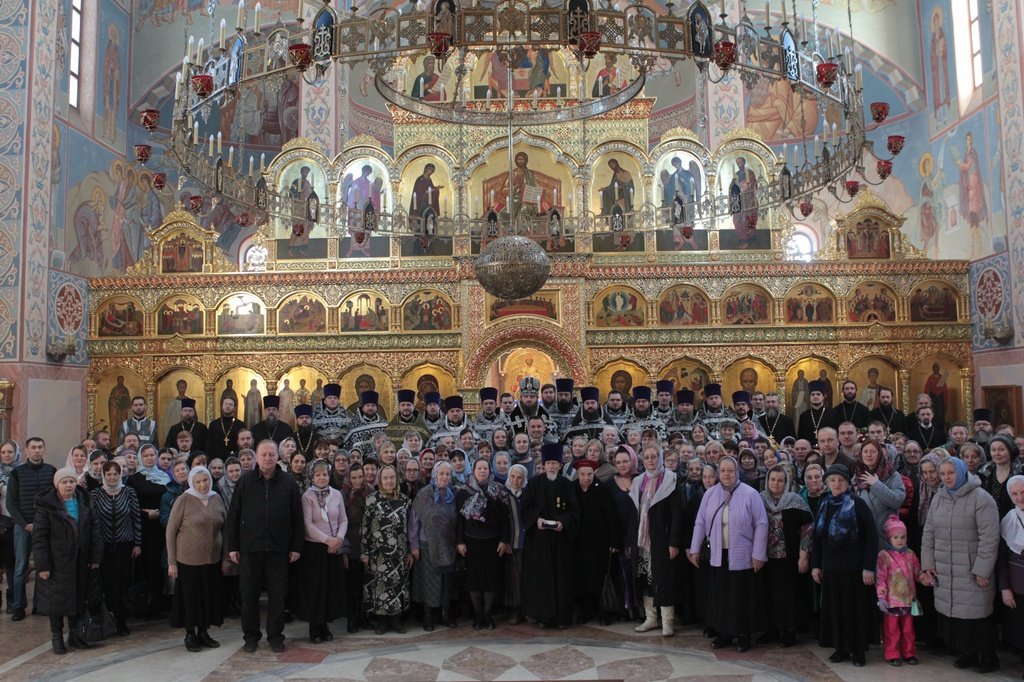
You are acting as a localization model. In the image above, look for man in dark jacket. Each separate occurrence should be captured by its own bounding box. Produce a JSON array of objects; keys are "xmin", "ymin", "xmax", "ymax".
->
[
  {"xmin": 225, "ymin": 439, "xmax": 303, "ymax": 652},
  {"xmin": 6, "ymin": 437, "xmax": 56, "ymax": 621}
]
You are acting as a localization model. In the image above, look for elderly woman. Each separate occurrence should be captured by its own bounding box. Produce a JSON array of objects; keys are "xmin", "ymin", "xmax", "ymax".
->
[
  {"xmin": 342, "ymin": 464, "xmax": 372, "ymax": 632},
  {"xmin": 691, "ymin": 462, "xmax": 718, "ymax": 633},
  {"xmin": 811, "ymin": 464, "xmax": 878, "ymax": 667},
  {"xmin": 160, "ymin": 460, "xmax": 190, "ymax": 527},
  {"xmin": 456, "ymin": 458, "xmax": 510, "ymax": 630},
  {"xmin": 921, "ymin": 457, "xmax": 1001, "ymax": 673},
  {"xmin": 906, "ymin": 451, "xmax": 943, "ymax": 647},
  {"xmin": 502, "ymin": 463, "xmax": 529, "ymax": 624},
  {"xmin": 960, "ymin": 442, "xmax": 986, "ymax": 476},
  {"xmin": 361, "ymin": 465, "xmax": 412, "ymax": 634},
  {"xmin": 997, "ymin": 475, "xmax": 1024, "ymax": 655},
  {"xmin": 738, "ymin": 449, "xmax": 764, "ymax": 491},
  {"xmin": 631, "ymin": 444, "xmax": 683, "ymax": 637},
  {"xmin": 689, "ymin": 456, "xmax": 768, "ymax": 652},
  {"xmin": 90, "ymin": 461, "xmax": 141, "ymax": 636},
  {"xmin": 759, "ymin": 465, "xmax": 812, "ymax": 647},
  {"xmin": 410, "ymin": 462, "xmax": 458, "ymax": 631},
  {"xmin": 853, "ymin": 440, "xmax": 905, "ymax": 539},
  {"xmin": 298, "ymin": 460, "xmax": 348, "ymax": 643},
  {"xmin": 573, "ymin": 458, "xmax": 621, "ymax": 625},
  {"xmin": 35, "ymin": 468, "xmax": 103, "ymax": 654},
  {"xmin": 166, "ymin": 466, "xmax": 226, "ymax": 652},
  {"xmin": 401, "ymin": 458, "xmax": 422, "ymax": 500},
  {"xmin": 979, "ymin": 435, "xmax": 1022, "ymax": 519},
  {"xmin": 329, "ymin": 451, "xmax": 349, "ymax": 491}
]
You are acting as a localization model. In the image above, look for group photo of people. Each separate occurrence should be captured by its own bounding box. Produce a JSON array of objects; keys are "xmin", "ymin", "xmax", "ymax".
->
[{"xmin": 2, "ymin": 373, "xmax": 1023, "ymax": 675}]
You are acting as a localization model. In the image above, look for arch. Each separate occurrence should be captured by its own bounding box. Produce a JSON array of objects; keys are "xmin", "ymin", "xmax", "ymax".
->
[
  {"xmin": 655, "ymin": 284, "xmax": 710, "ymax": 326},
  {"xmin": 393, "ymin": 144, "xmax": 459, "ymax": 180},
  {"xmin": 154, "ymin": 293, "xmax": 205, "ymax": 336},
  {"xmin": 592, "ymin": 357, "xmax": 650, "ymax": 403},
  {"xmin": 467, "ymin": 326, "xmax": 585, "ymax": 388},
  {"xmin": 94, "ymin": 367, "xmax": 146, "ymax": 436},
  {"xmin": 338, "ymin": 362, "xmax": 393, "ymax": 417},
  {"xmin": 720, "ymin": 283, "xmax": 773, "ymax": 325},
  {"xmin": 782, "ymin": 281, "xmax": 837, "ymax": 324},
  {"xmin": 908, "ymin": 278, "xmax": 960, "ymax": 323},
  {"xmin": 785, "ymin": 356, "xmax": 841, "ymax": 419},
  {"xmin": 214, "ymin": 366, "xmax": 267, "ymax": 427},
  {"xmin": 214, "ymin": 291, "xmax": 267, "ymax": 336},
  {"xmin": 154, "ymin": 367, "xmax": 207, "ymax": 429},
  {"xmin": 847, "ymin": 355, "xmax": 900, "ymax": 412},
  {"xmin": 400, "ymin": 363, "xmax": 458, "ymax": 413},
  {"xmin": 585, "ymin": 140, "xmax": 651, "ymax": 169},
  {"xmin": 909, "ymin": 353, "xmax": 965, "ymax": 424},
  {"xmin": 276, "ymin": 291, "xmax": 329, "ymax": 335},
  {"xmin": 592, "ymin": 284, "xmax": 646, "ymax": 327}
]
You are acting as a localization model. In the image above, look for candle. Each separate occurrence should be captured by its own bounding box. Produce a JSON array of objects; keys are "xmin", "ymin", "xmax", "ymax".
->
[
  {"xmin": 831, "ymin": 122, "xmax": 837, "ymax": 148},
  {"xmin": 490, "ymin": 189, "xmax": 494, "ymax": 207},
  {"xmin": 208, "ymin": 135, "xmax": 214, "ymax": 158},
  {"xmin": 556, "ymin": 86, "xmax": 561, "ymax": 101},
  {"xmin": 296, "ymin": 0, "xmax": 302, "ymax": 20},
  {"xmin": 814, "ymin": 134, "xmax": 820, "ymax": 158},
  {"xmin": 217, "ymin": 131, "xmax": 223, "ymax": 155},
  {"xmin": 196, "ymin": 38, "xmax": 204, "ymax": 65},
  {"xmin": 248, "ymin": 156, "xmax": 255, "ymax": 177},
  {"xmin": 412, "ymin": 193, "xmax": 417, "ymax": 210},
  {"xmin": 427, "ymin": 187, "xmax": 432, "ymax": 205},
  {"xmin": 238, "ymin": 0, "xmax": 245, "ymax": 29},
  {"xmin": 254, "ymin": 3, "xmax": 261, "ymax": 32},
  {"xmin": 554, "ymin": 188, "xmax": 558, "ymax": 206},
  {"xmin": 855, "ymin": 65, "xmax": 863, "ymax": 90},
  {"xmin": 765, "ymin": 1, "xmax": 770, "ymax": 24},
  {"xmin": 782, "ymin": 0, "xmax": 787, "ymax": 24},
  {"xmin": 193, "ymin": 121, "xmax": 199, "ymax": 144},
  {"xmin": 614, "ymin": 181, "xmax": 619, "ymax": 199},
  {"xmin": 440, "ymin": 82, "xmax": 446, "ymax": 101},
  {"xmin": 782, "ymin": 142, "xmax": 787, "ymax": 162},
  {"xmin": 260, "ymin": 153, "xmax": 265, "ymax": 172},
  {"xmin": 219, "ymin": 18, "xmax": 226, "ymax": 49},
  {"xmin": 228, "ymin": 146, "xmax": 234, "ymax": 168},
  {"xmin": 174, "ymin": 73, "xmax": 182, "ymax": 100},
  {"xmin": 181, "ymin": 55, "xmax": 189, "ymax": 80}
]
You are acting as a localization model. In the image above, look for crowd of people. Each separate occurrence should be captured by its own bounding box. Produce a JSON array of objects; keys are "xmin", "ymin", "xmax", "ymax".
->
[{"xmin": 1, "ymin": 374, "xmax": 1023, "ymax": 674}]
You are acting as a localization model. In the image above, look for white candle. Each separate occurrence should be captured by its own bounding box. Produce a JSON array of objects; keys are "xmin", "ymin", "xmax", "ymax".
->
[
  {"xmin": 556, "ymin": 86, "xmax": 561, "ymax": 100},
  {"xmin": 181, "ymin": 55, "xmax": 189, "ymax": 80},
  {"xmin": 427, "ymin": 187, "xmax": 432, "ymax": 204},
  {"xmin": 490, "ymin": 189, "xmax": 494, "ymax": 206},
  {"xmin": 440, "ymin": 82, "xmax": 446, "ymax": 101},
  {"xmin": 220, "ymin": 19, "xmax": 226, "ymax": 49},
  {"xmin": 238, "ymin": 0, "xmax": 245, "ymax": 29},
  {"xmin": 814, "ymin": 134, "xmax": 820, "ymax": 158},
  {"xmin": 208, "ymin": 135, "xmax": 214, "ymax": 157},
  {"xmin": 831, "ymin": 122, "xmax": 837, "ymax": 147},
  {"xmin": 196, "ymin": 38, "xmax": 204, "ymax": 65},
  {"xmin": 855, "ymin": 65, "xmax": 863, "ymax": 90},
  {"xmin": 782, "ymin": 0, "xmax": 787, "ymax": 24},
  {"xmin": 217, "ymin": 131, "xmax": 223, "ymax": 155},
  {"xmin": 412, "ymin": 193, "xmax": 417, "ymax": 210},
  {"xmin": 254, "ymin": 3, "xmax": 261, "ymax": 32},
  {"xmin": 260, "ymin": 153, "xmax": 265, "ymax": 172},
  {"xmin": 765, "ymin": 1, "xmax": 770, "ymax": 24},
  {"xmin": 782, "ymin": 142, "xmax": 788, "ymax": 162},
  {"xmin": 248, "ymin": 156, "xmax": 255, "ymax": 177},
  {"xmin": 296, "ymin": 0, "xmax": 302, "ymax": 20},
  {"xmin": 174, "ymin": 73, "xmax": 182, "ymax": 100},
  {"xmin": 228, "ymin": 146, "xmax": 234, "ymax": 167},
  {"xmin": 188, "ymin": 35, "xmax": 194, "ymax": 57},
  {"xmin": 554, "ymin": 188, "xmax": 558, "ymax": 205},
  {"xmin": 614, "ymin": 181, "xmax": 619, "ymax": 199},
  {"xmin": 193, "ymin": 121, "xmax": 199, "ymax": 144}
]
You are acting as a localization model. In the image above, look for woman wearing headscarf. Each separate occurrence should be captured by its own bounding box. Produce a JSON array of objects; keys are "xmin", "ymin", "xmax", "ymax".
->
[
  {"xmin": 0, "ymin": 439, "xmax": 20, "ymax": 613},
  {"xmin": 166, "ymin": 466, "xmax": 226, "ymax": 652},
  {"xmin": 289, "ymin": 451, "xmax": 310, "ymax": 494},
  {"xmin": 853, "ymin": 440, "xmax": 906, "ymax": 539},
  {"xmin": 329, "ymin": 450, "xmax": 350, "ymax": 491},
  {"xmin": 689, "ymin": 456, "xmax": 768, "ymax": 651},
  {"xmin": 34, "ymin": 468, "xmax": 103, "ymax": 654},
  {"xmin": 810, "ymin": 464, "xmax": 878, "ymax": 667},
  {"xmin": 342, "ymin": 463, "xmax": 372, "ymax": 632},
  {"xmin": 631, "ymin": 444, "xmax": 683, "ymax": 637},
  {"xmin": 608, "ymin": 446, "xmax": 640, "ymax": 622},
  {"xmin": 921, "ymin": 456, "xmax": 1001, "ymax": 672},
  {"xmin": 127, "ymin": 443, "xmax": 171, "ymax": 619},
  {"xmin": 65, "ymin": 445, "xmax": 88, "ymax": 487},
  {"xmin": 90, "ymin": 460, "xmax": 141, "ymax": 636},
  {"xmin": 907, "ymin": 451, "xmax": 943, "ymax": 645},
  {"xmin": 361, "ymin": 465, "xmax": 412, "ymax": 634},
  {"xmin": 401, "ymin": 458, "xmax": 423, "ymax": 500},
  {"xmin": 502, "ymin": 463, "xmax": 529, "ymax": 624},
  {"xmin": 217, "ymin": 456, "xmax": 242, "ymax": 618},
  {"xmin": 979, "ymin": 434, "xmax": 1022, "ymax": 520},
  {"xmin": 456, "ymin": 458, "xmax": 510, "ymax": 630},
  {"xmin": 692, "ymin": 462, "xmax": 717, "ymax": 633},
  {"xmin": 572, "ymin": 458, "xmax": 622, "ymax": 625},
  {"xmin": 997, "ymin": 475, "xmax": 1024, "ymax": 656},
  {"xmin": 85, "ymin": 451, "xmax": 106, "ymax": 492},
  {"xmin": 410, "ymin": 461, "xmax": 458, "ymax": 631},
  {"xmin": 759, "ymin": 464, "xmax": 813, "ymax": 647},
  {"xmin": 160, "ymin": 460, "xmax": 190, "ymax": 527},
  {"xmin": 297, "ymin": 459, "xmax": 348, "ymax": 643}
]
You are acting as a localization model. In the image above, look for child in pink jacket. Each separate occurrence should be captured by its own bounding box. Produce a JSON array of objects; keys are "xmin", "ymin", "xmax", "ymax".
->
[{"xmin": 876, "ymin": 515, "xmax": 921, "ymax": 666}]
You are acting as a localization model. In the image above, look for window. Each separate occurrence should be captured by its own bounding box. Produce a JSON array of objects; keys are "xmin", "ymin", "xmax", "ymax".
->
[
  {"xmin": 69, "ymin": 0, "xmax": 83, "ymax": 108},
  {"xmin": 952, "ymin": 0, "xmax": 984, "ymax": 115},
  {"xmin": 785, "ymin": 225, "xmax": 818, "ymax": 262}
]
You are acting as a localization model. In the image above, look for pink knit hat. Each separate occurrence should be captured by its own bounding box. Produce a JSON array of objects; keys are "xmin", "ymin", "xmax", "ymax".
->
[{"xmin": 883, "ymin": 515, "xmax": 906, "ymax": 539}]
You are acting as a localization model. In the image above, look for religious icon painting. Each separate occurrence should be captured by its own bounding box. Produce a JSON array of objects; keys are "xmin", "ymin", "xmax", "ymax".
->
[
  {"xmin": 787, "ymin": 358, "xmax": 838, "ymax": 419},
  {"xmin": 723, "ymin": 358, "xmax": 773, "ymax": 400},
  {"xmin": 469, "ymin": 47, "xmax": 569, "ymax": 101},
  {"xmin": 157, "ymin": 369, "xmax": 206, "ymax": 431},
  {"xmin": 275, "ymin": 158, "xmax": 329, "ymax": 259},
  {"xmin": 783, "ymin": 282, "xmax": 836, "ymax": 324},
  {"xmin": 339, "ymin": 291, "xmax": 391, "ymax": 332},
  {"xmin": 340, "ymin": 364, "xmax": 392, "ymax": 418},
  {"xmin": 400, "ymin": 158, "xmax": 454, "ymax": 257},
  {"xmin": 160, "ymin": 233, "xmax": 205, "ymax": 273},
  {"xmin": 485, "ymin": 290, "xmax": 559, "ymax": 325},
  {"xmin": 717, "ymin": 151, "xmax": 771, "ymax": 250},
  {"xmin": 96, "ymin": 295, "xmax": 144, "ymax": 337},
  {"xmin": 403, "ymin": 363, "xmax": 457, "ymax": 413},
  {"xmin": 97, "ymin": 368, "xmax": 145, "ymax": 438},
  {"xmin": 659, "ymin": 358, "xmax": 711, "ymax": 399},
  {"xmin": 278, "ymin": 366, "xmax": 330, "ymax": 425},
  {"xmin": 215, "ymin": 293, "xmax": 266, "ymax": 336},
  {"xmin": 721, "ymin": 284, "xmax": 772, "ymax": 324},
  {"xmin": 847, "ymin": 357, "xmax": 899, "ymax": 412},
  {"xmin": 401, "ymin": 289, "xmax": 456, "ymax": 331},
  {"xmin": 277, "ymin": 292, "xmax": 328, "ymax": 334},
  {"xmin": 910, "ymin": 354, "xmax": 962, "ymax": 424},
  {"xmin": 593, "ymin": 359, "xmax": 647, "ymax": 403},
  {"xmin": 156, "ymin": 295, "xmax": 204, "ymax": 335},
  {"xmin": 594, "ymin": 286, "xmax": 646, "ymax": 327},
  {"xmin": 591, "ymin": 154, "xmax": 642, "ymax": 218},
  {"xmin": 656, "ymin": 285, "xmax": 710, "ymax": 326},
  {"xmin": 909, "ymin": 280, "xmax": 959, "ymax": 322},
  {"xmin": 216, "ymin": 368, "xmax": 268, "ymax": 429},
  {"xmin": 845, "ymin": 218, "xmax": 892, "ymax": 259},
  {"xmin": 846, "ymin": 281, "xmax": 897, "ymax": 323},
  {"xmin": 340, "ymin": 158, "xmax": 392, "ymax": 214}
]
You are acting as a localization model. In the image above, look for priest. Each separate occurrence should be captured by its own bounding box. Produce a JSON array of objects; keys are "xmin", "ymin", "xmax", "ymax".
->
[
  {"xmin": 695, "ymin": 384, "xmax": 735, "ymax": 440},
  {"xmin": 796, "ymin": 380, "xmax": 836, "ymax": 445},
  {"xmin": 293, "ymin": 404, "xmax": 317, "ymax": 458},
  {"xmin": 471, "ymin": 387, "xmax": 511, "ymax": 445},
  {"xmin": 868, "ymin": 387, "xmax": 907, "ymax": 437},
  {"xmin": 757, "ymin": 392, "xmax": 795, "ymax": 445},
  {"xmin": 421, "ymin": 391, "xmax": 445, "ymax": 434},
  {"xmin": 653, "ymin": 380, "xmax": 675, "ymax": 423},
  {"xmin": 251, "ymin": 395, "xmax": 295, "ymax": 445},
  {"xmin": 427, "ymin": 395, "xmax": 477, "ymax": 449},
  {"xmin": 386, "ymin": 389, "xmax": 431, "ymax": 445},
  {"xmin": 206, "ymin": 395, "xmax": 245, "ymax": 458},
  {"xmin": 625, "ymin": 386, "xmax": 668, "ymax": 442},
  {"xmin": 547, "ymin": 379, "xmax": 579, "ymax": 437},
  {"xmin": 667, "ymin": 389, "xmax": 699, "ymax": 441},
  {"xmin": 312, "ymin": 383, "xmax": 349, "ymax": 444},
  {"xmin": 164, "ymin": 398, "xmax": 208, "ymax": 449},
  {"xmin": 833, "ymin": 379, "xmax": 870, "ymax": 430},
  {"xmin": 345, "ymin": 391, "xmax": 389, "ymax": 453},
  {"xmin": 561, "ymin": 386, "xmax": 613, "ymax": 444}
]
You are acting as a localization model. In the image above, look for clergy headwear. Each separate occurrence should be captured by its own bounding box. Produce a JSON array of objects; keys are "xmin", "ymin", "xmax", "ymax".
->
[
  {"xmin": 579, "ymin": 386, "xmax": 600, "ymax": 402},
  {"xmin": 732, "ymin": 391, "xmax": 750, "ymax": 405},
  {"xmin": 263, "ymin": 395, "xmax": 280, "ymax": 409},
  {"xmin": 181, "ymin": 398, "xmax": 197, "ymax": 409},
  {"xmin": 397, "ymin": 389, "xmax": 415, "ymax": 404},
  {"xmin": 703, "ymin": 383, "xmax": 722, "ymax": 397},
  {"xmin": 656, "ymin": 380, "xmax": 674, "ymax": 395},
  {"xmin": 973, "ymin": 408, "xmax": 992, "ymax": 422},
  {"xmin": 323, "ymin": 383, "xmax": 341, "ymax": 398},
  {"xmin": 555, "ymin": 378, "xmax": 574, "ymax": 394},
  {"xmin": 540, "ymin": 443, "xmax": 563, "ymax": 463},
  {"xmin": 444, "ymin": 395, "xmax": 463, "ymax": 411},
  {"xmin": 676, "ymin": 389, "xmax": 695, "ymax": 404},
  {"xmin": 360, "ymin": 391, "xmax": 379, "ymax": 406},
  {"xmin": 294, "ymin": 404, "xmax": 313, "ymax": 418},
  {"xmin": 479, "ymin": 387, "xmax": 498, "ymax": 402},
  {"xmin": 519, "ymin": 377, "xmax": 540, "ymax": 396},
  {"xmin": 424, "ymin": 391, "xmax": 442, "ymax": 405},
  {"xmin": 808, "ymin": 380, "xmax": 828, "ymax": 394},
  {"xmin": 632, "ymin": 386, "xmax": 652, "ymax": 401}
]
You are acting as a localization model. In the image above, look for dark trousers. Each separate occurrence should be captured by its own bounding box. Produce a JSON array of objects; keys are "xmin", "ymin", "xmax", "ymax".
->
[
  {"xmin": 239, "ymin": 551, "xmax": 289, "ymax": 644},
  {"xmin": 101, "ymin": 543, "xmax": 133, "ymax": 622},
  {"xmin": 345, "ymin": 559, "xmax": 365, "ymax": 622}
]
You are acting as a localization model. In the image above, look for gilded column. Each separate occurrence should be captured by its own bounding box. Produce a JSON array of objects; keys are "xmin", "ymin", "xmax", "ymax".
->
[
  {"xmin": 774, "ymin": 371, "xmax": 787, "ymax": 414},
  {"xmin": 87, "ymin": 384, "xmax": 98, "ymax": 434},
  {"xmin": 960, "ymin": 366, "xmax": 974, "ymax": 423},
  {"xmin": 897, "ymin": 369, "xmax": 911, "ymax": 414},
  {"xmin": 204, "ymin": 383, "xmax": 217, "ymax": 422},
  {"xmin": 145, "ymin": 383, "xmax": 157, "ymax": 420}
]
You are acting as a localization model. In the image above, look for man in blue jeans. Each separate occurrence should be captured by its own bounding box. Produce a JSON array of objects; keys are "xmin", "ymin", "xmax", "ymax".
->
[{"xmin": 6, "ymin": 437, "xmax": 55, "ymax": 621}]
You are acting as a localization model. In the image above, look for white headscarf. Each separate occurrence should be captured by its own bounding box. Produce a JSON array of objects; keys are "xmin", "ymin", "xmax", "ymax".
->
[
  {"xmin": 184, "ymin": 466, "xmax": 218, "ymax": 500},
  {"xmin": 1001, "ymin": 475, "xmax": 1024, "ymax": 555}
]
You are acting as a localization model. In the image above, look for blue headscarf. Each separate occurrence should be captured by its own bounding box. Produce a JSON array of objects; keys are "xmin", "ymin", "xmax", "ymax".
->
[{"xmin": 945, "ymin": 456, "xmax": 969, "ymax": 494}]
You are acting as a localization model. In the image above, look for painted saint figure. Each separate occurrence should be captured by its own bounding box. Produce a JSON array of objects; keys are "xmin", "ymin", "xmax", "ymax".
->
[
  {"xmin": 951, "ymin": 132, "xmax": 988, "ymax": 259},
  {"xmin": 600, "ymin": 159, "xmax": 635, "ymax": 216},
  {"xmin": 728, "ymin": 156, "xmax": 760, "ymax": 245}
]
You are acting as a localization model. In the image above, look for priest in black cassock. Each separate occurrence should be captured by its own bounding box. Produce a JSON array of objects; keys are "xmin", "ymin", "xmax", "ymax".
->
[
  {"xmin": 832, "ymin": 380, "xmax": 870, "ymax": 430},
  {"xmin": 206, "ymin": 395, "xmax": 245, "ymax": 458},
  {"xmin": 757, "ymin": 392, "xmax": 795, "ymax": 446},
  {"xmin": 796, "ymin": 380, "xmax": 836, "ymax": 445},
  {"xmin": 164, "ymin": 398, "xmax": 208, "ymax": 449},
  {"xmin": 251, "ymin": 395, "xmax": 295, "ymax": 445},
  {"xmin": 521, "ymin": 443, "xmax": 579, "ymax": 629}
]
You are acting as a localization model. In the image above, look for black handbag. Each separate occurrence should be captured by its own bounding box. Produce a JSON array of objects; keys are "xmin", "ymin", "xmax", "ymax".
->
[{"xmin": 600, "ymin": 556, "xmax": 623, "ymax": 613}]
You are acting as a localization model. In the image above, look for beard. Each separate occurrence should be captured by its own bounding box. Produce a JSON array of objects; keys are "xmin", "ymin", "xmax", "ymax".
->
[
  {"xmin": 582, "ymin": 406, "xmax": 602, "ymax": 421},
  {"xmin": 633, "ymin": 406, "xmax": 651, "ymax": 419},
  {"xmin": 843, "ymin": 394, "xmax": 857, "ymax": 403},
  {"xmin": 297, "ymin": 424, "xmax": 312, "ymax": 435},
  {"xmin": 266, "ymin": 414, "xmax": 278, "ymax": 427},
  {"xmin": 974, "ymin": 431, "xmax": 992, "ymax": 445},
  {"xmin": 557, "ymin": 398, "xmax": 572, "ymax": 412},
  {"xmin": 765, "ymin": 407, "xmax": 779, "ymax": 419}
]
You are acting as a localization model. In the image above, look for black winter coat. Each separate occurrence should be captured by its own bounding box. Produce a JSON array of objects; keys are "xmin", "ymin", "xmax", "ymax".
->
[
  {"xmin": 32, "ymin": 487, "xmax": 103, "ymax": 617},
  {"xmin": 572, "ymin": 480, "xmax": 621, "ymax": 595},
  {"xmin": 225, "ymin": 467, "xmax": 304, "ymax": 555}
]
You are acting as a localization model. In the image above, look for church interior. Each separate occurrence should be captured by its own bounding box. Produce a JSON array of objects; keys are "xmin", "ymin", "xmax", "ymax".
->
[{"xmin": 1, "ymin": 0, "xmax": 1023, "ymax": 679}]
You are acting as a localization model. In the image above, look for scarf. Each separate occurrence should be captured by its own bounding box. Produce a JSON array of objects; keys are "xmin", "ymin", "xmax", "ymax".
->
[
  {"xmin": 916, "ymin": 452, "xmax": 943, "ymax": 526},
  {"xmin": 814, "ymin": 490, "xmax": 860, "ymax": 548},
  {"xmin": 637, "ymin": 457, "xmax": 665, "ymax": 553},
  {"xmin": 218, "ymin": 473, "xmax": 238, "ymax": 507},
  {"xmin": 136, "ymin": 458, "xmax": 170, "ymax": 485},
  {"xmin": 460, "ymin": 471, "xmax": 506, "ymax": 523},
  {"xmin": 855, "ymin": 447, "xmax": 895, "ymax": 490},
  {"xmin": 1002, "ymin": 506, "xmax": 1024, "ymax": 556},
  {"xmin": 184, "ymin": 466, "xmax": 218, "ymax": 500},
  {"xmin": 505, "ymin": 464, "xmax": 528, "ymax": 498},
  {"xmin": 308, "ymin": 459, "xmax": 333, "ymax": 514},
  {"xmin": 0, "ymin": 440, "xmax": 22, "ymax": 487},
  {"xmin": 102, "ymin": 475, "xmax": 124, "ymax": 495},
  {"xmin": 945, "ymin": 456, "xmax": 969, "ymax": 495},
  {"xmin": 760, "ymin": 488, "xmax": 810, "ymax": 515}
]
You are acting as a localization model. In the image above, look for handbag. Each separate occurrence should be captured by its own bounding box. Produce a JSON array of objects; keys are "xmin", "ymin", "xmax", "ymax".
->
[
  {"xmin": 910, "ymin": 599, "xmax": 923, "ymax": 617},
  {"xmin": 600, "ymin": 556, "xmax": 623, "ymax": 614},
  {"xmin": 79, "ymin": 608, "xmax": 117, "ymax": 642}
]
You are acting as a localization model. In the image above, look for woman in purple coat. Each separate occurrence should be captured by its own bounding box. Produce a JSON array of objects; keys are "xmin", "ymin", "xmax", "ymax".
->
[{"xmin": 688, "ymin": 455, "xmax": 769, "ymax": 653}]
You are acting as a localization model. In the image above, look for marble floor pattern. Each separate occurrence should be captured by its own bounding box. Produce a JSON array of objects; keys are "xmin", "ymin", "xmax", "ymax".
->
[{"xmin": 0, "ymin": 613, "xmax": 1021, "ymax": 682}]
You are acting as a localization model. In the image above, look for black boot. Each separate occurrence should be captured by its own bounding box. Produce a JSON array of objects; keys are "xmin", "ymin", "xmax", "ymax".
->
[
  {"xmin": 309, "ymin": 623, "xmax": 323, "ymax": 644},
  {"xmin": 440, "ymin": 603, "xmax": 457, "ymax": 628},
  {"xmin": 51, "ymin": 633, "xmax": 66, "ymax": 655},
  {"xmin": 391, "ymin": 615, "xmax": 406, "ymax": 634},
  {"xmin": 115, "ymin": 616, "xmax": 130, "ymax": 637},
  {"xmin": 185, "ymin": 628, "xmax": 201, "ymax": 652},
  {"xmin": 483, "ymin": 592, "xmax": 496, "ymax": 630},
  {"xmin": 423, "ymin": 607, "xmax": 435, "ymax": 632},
  {"xmin": 320, "ymin": 624, "xmax": 333, "ymax": 641},
  {"xmin": 66, "ymin": 619, "xmax": 94, "ymax": 649},
  {"xmin": 469, "ymin": 592, "xmax": 485, "ymax": 630},
  {"xmin": 374, "ymin": 617, "xmax": 387, "ymax": 635},
  {"xmin": 508, "ymin": 607, "xmax": 522, "ymax": 626},
  {"xmin": 198, "ymin": 628, "xmax": 219, "ymax": 648}
]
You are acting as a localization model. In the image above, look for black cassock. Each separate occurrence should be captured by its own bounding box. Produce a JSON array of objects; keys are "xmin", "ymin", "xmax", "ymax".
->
[
  {"xmin": 206, "ymin": 416, "xmax": 245, "ymax": 458},
  {"xmin": 572, "ymin": 480, "xmax": 621, "ymax": 599},
  {"xmin": 521, "ymin": 473, "xmax": 579, "ymax": 626}
]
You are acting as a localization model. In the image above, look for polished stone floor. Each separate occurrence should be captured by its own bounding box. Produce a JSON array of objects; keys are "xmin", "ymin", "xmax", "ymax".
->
[{"xmin": 0, "ymin": 609, "xmax": 1021, "ymax": 681}]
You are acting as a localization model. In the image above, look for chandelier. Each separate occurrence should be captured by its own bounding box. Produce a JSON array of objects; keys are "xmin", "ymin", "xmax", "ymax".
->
[{"xmin": 136, "ymin": 0, "xmax": 896, "ymax": 263}]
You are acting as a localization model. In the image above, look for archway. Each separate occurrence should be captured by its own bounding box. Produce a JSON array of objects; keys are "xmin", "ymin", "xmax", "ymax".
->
[{"xmin": 487, "ymin": 348, "xmax": 559, "ymax": 399}]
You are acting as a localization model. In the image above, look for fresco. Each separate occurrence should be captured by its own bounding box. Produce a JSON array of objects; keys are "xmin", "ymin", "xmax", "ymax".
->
[
  {"xmin": 96, "ymin": 3, "xmax": 129, "ymax": 149},
  {"xmin": 657, "ymin": 285, "xmax": 709, "ymax": 326},
  {"xmin": 846, "ymin": 281, "xmax": 897, "ymax": 323},
  {"xmin": 783, "ymin": 283, "xmax": 835, "ymax": 324},
  {"xmin": 594, "ymin": 287, "xmax": 645, "ymax": 327},
  {"xmin": 970, "ymin": 253, "xmax": 1014, "ymax": 351}
]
